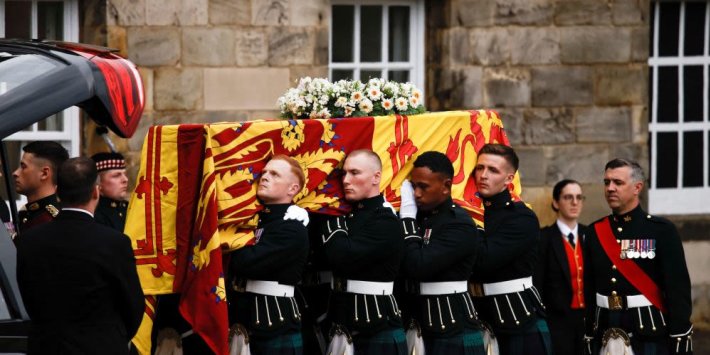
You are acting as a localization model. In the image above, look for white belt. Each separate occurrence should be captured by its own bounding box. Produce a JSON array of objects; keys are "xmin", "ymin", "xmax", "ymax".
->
[
  {"xmin": 333, "ymin": 279, "xmax": 394, "ymax": 295},
  {"xmin": 596, "ymin": 293, "xmax": 652, "ymax": 309},
  {"xmin": 420, "ymin": 281, "xmax": 468, "ymax": 295},
  {"xmin": 482, "ymin": 276, "xmax": 533, "ymax": 296},
  {"xmin": 246, "ymin": 280, "xmax": 295, "ymax": 297}
]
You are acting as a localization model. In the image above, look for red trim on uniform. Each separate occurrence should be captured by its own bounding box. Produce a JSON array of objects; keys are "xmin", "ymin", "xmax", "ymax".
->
[{"xmin": 595, "ymin": 217, "xmax": 668, "ymax": 313}]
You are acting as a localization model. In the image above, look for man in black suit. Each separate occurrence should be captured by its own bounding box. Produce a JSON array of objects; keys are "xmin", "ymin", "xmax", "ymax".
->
[
  {"xmin": 534, "ymin": 179, "xmax": 587, "ymax": 355},
  {"xmin": 16, "ymin": 157, "xmax": 144, "ymax": 354}
]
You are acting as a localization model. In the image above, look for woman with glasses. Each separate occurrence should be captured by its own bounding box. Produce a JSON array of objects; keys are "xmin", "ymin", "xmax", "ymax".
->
[{"xmin": 533, "ymin": 179, "xmax": 587, "ymax": 355}]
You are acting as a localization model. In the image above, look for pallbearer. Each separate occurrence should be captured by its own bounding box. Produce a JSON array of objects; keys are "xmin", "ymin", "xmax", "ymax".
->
[
  {"xmin": 228, "ymin": 155, "xmax": 310, "ymax": 354},
  {"xmin": 398, "ymin": 151, "xmax": 486, "ymax": 354},
  {"xmin": 322, "ymin": 149, "xmax": 406, "ymax": 355},
  {"xmin": 469, "ymin": 144, "xmax": 551, "ymax": 355}
]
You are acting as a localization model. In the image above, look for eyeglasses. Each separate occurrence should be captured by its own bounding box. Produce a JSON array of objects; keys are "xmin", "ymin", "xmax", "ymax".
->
[{"xmin": 561, "ymin": 194, "xmax": 585, "ymax": 202}]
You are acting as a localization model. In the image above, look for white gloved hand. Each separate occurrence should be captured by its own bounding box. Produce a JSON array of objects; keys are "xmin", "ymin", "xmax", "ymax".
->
[
  {"xmin": 399, "ymin": 179, "xmax": 417, "ymax": 219},
  {"xmin": 284, "ymin": 205, "xmax": 309, "ymax": 227}
]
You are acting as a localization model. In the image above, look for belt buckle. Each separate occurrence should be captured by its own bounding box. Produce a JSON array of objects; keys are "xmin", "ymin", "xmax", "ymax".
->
[
  {"xmin": 608, "ymin": 294, "xmax": 624, "ymax": 310},
  {"xmin": 333, "ymin": 277, "xmax": 347, "ymax": 292},
  {"xmin": 468, "ymin": 282, "xmax": 484, "ymax": 297}
]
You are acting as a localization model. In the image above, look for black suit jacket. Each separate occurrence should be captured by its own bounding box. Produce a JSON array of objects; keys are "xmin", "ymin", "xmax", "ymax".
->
[
  {"xmin": 533, "ymin": 223, "xmax": 587, "ymax": 316},
  {"xmin": 16, "ymin": 209, "xmax": 144, "ymax": 355}
]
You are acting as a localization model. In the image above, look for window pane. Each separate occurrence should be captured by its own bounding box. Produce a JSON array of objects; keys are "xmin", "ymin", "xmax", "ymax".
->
[
  {"xmin": 684, "ymin": 66, "xmax": 703, "ymax": 122},
  {"xmin": 4, "ymin": 1, "xmax": 32, "ymax": 39},
  {"xmin": 684, "ymin": 2, "xmax": 706, "ymax": 56},
  {"xmin": 389, "ymin": 6, "xmax": 410, "ymax": 62},
  {"xmin": 38, "ymin": 112, "xmax": 64, "ymax": 131},
  {"xmin": 332, "ymin": 70, "xmax": 353, "ymax": 82},
  {"xmin": 332, "ymin": 6, "xmax": 354, "ymax": 63},
  {"xmin": 657, "ymin": 132, "xmax": 679, "ymax": 188},
  {"xmin": 683, "ymin": 131, "xmax": 703, "ymax": 187},
  {"xmin": 360, "ymin": 6, "xmax": 382, "ymax": 62},
  {"xmin": 657, "ymin": 66, "xmax": 679, "ymax": 123},
  {"xmin": 361, "ymin": 70, "xmax": 382, "ymax": 81},
  {"xmin": 659, "ymin": 2, "xmax": 680, "ymax": 57},
  {"xmin": 650, "ymin": 2, "xmax": 656, "ymax": 57},
  {"xmin": 648, "ymin": 133, "xmax": 653, "ymax": 186},
  {"xmin": 388, "ymin": 70, "xmax": 409, "ymax": 82},
  {"xmin": 38, "ymin": 1, "xmax": 64, "ymax": 40},
  {"xmin": 649, "ymin": 68, "xmax": 654, "ymax": 123}
]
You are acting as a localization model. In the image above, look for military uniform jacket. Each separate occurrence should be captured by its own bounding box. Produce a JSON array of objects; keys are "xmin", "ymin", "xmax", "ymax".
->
[
  {"xmin": 323, "ymin": 195, "xmax": 405, "ymax": 336},
  {"xmin": 94, "ymin": 196, "xmax": 128, "ymax": 232},
  {"xmin": 18, "ymin": 194, "xmax": 60, "ymax": 235},
  {"xmin": 470, "ymin": 189, "xmax": 544, "ymax": 334},
  {"xmin": 583, "ymin": 204, "xmax": 693, "ymax": 339},
  {"xmin": 16, "ymin": 210, "xmax": 144, "ymax": 355},
  {"xmin": 228, "ymin": 204, "xmax": 309, "ymax": 338},
  {"xmin": 400, "ymin": 197, "xmax": 481, "ymax": 338},
  {"xmin": 534, "ymin": 223, "xmax": 588, "ymax": 316}
]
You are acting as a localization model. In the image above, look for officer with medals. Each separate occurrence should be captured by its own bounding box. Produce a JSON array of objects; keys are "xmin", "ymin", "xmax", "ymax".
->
[
  {"xmin": 322, "ymin": 149, "xmax": 406, "ymax": 354},
  {"xmin": 583, "ymin": 159, "xmax": 693, "ymax": 354},
  {"xmin": 398, "ymin": 151, "xmax": 486, "ymax": 354},
  {"xmin": 468, "ymin": 144, "xmax": 551, "ymax": 355},
  {"xmin": 13, "ymin": 141, "xmax": 68, "ymax": 236},
  {"xmin": 91, "ymin": 152, "xmax": 129, "ymax": 231},
  {"xmin": 228, "ymin": 155, "xmax": 310, "ymax": 354}
]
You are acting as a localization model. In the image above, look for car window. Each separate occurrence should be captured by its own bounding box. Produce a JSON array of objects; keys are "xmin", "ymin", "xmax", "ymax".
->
[
  {"xmin": 0, "ymin": 54, "xmax": 62, "ymax": 94},
  {"xmin": 0, "ymin": 272, "xmax": 12, "ymax": 320}
]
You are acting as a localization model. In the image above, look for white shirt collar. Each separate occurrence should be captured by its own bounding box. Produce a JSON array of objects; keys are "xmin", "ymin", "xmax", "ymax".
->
[
  {"xmin": 62, "ymin": 207, "xmax": 94, "ymax": 218},
  {"xmin": 556, "ymin": 219, "xmax": 578, "ymax": 242}
]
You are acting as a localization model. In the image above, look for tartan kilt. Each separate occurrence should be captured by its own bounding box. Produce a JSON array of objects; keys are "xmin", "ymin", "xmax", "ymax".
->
[
  {"xmin": 497, "ymin": 318, "xmax": 552, "ymax": 355},
  {"xmin": 353, "ymin": 327, "xmax": 407, "ymax": 355},
  {"xmin": 250, "ymin": 331, "xmax": 304, "ymax": 355},
  {"xmin": 423, "ymin": 328, "xmax": 487, "ymax": 355}
]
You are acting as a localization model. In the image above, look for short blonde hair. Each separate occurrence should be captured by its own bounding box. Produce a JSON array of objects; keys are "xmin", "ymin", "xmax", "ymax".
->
[{"xmin": 270, "ymin": 155, "xmax": 306, "ymax": 190}]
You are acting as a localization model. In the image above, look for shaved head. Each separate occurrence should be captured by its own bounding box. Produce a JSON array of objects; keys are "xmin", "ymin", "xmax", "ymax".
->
[{"xmin": 347, "ymin": 149, "xmax": 382, "ymax": 172}]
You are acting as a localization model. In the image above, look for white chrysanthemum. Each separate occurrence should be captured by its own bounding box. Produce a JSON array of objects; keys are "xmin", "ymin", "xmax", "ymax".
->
[
  {"xmin": 383, "ymin": 82, "xmax": 400, "ymax": 97},
  {"xmin": 351, "ymin": 91, "xmax": 364, "ymax": 103},
  {"xmin": 367, "ymin": 77, "xmax": 383, "ymax": 88},
  {"xmin": 359, "ymin": 98, "xmax": 373, "ymax": 114},
  {"xmin": 400, "ymin": 83, "xmax": 413, "ymax": 96},
  {"xmin": 335, "ymin": 96, "xmax": 348, "ymax": 108},
  {"xmin": 381, "ymin": 99, "xmax": 394, "ymax": 111},
  {"xmin": 344, "ymin": 106, "xmax": 355, "ymax": 117},
  {"xmin": 408, "ymin": 96, "xmax": 419, "ymax": 108},
  {"xmin": 367, "ymin": 87, "xmax": 382, "ymax": 101},
  {"xmin": 395, "ymin": 97, "xmax": 408, "ymax": 111}
]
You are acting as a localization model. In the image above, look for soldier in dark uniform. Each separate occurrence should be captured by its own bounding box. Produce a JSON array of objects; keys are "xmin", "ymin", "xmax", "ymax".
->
[
  {"xmin": 16, "ymin": 157, "xmax": 144, "ymax": 354},
  {"xmin": 228, "ymin": 154, "xmax": 310, "ymax": 354},
  {"xmin": 13, "ymin": 141, "xmax": 68, "ymax": 235},
  {"xmin": 468, "ymin": 143, "xmax": 551, "ymax": 355},
  {"xmin": 321, "ymin": 149, "xmax": 406, "ymax": 354},
  {"xmin": 398, "ymin": 151, "xmax": 486, "ymax": 354},
  {"xmin": 91, "ymin": 152, "xmax": 129, "ymax": 231},
  {"xmin": 533, "ymin": 179, "xmax": 587, "ymax": 355},
  {"xmin": 583, "ymin": 158, "xmax": 693, "ymax": 354}
]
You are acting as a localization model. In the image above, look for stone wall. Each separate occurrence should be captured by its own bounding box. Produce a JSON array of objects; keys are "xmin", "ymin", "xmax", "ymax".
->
[
  {"xmin": 102, "ymin": 0, "xmax": 329, "ymax": 179},
  {"xmin": 426, "ymin": 0, "xmax": 649, "ymax": 226}
]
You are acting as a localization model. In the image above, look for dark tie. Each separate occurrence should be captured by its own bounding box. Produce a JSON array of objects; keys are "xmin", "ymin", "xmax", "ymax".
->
[{"xmin": 567, "ymin": 232, "xmax": 575, "ymax": 248}]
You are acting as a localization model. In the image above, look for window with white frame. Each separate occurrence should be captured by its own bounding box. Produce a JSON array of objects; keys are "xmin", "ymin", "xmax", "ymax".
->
[
  {"xmin": 329, "ymin": 0, "xmax": 425, "ymax": 92},
  {"xmin": 0, "ymin": 0, "xmax": 80, "ymax": 205},
  {"xmin": 649, "ymin": 1, "xmax": 710, "ymax": 214}
]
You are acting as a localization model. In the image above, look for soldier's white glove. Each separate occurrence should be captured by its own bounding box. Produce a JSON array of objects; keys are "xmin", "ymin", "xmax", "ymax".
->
[
  {"xmin": 399, "ymin": 180, "xmax": 417, "ymax": 219},
  {"xmin": 284, "ymin": 205, "xmax": 309, "ymax": 227}
]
